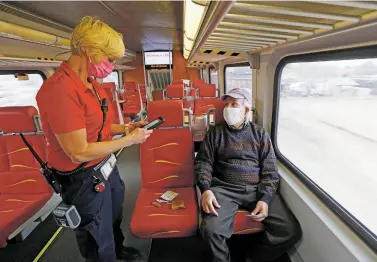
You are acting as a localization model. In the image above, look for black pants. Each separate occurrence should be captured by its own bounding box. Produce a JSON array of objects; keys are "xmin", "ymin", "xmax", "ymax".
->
[
  {"xmin": 62, "ymin": 166, "xmax": 125, "ymax": 262},
  {"xmin": 200, "ymin": 178, "xmax": 302, "ymax": 262}
]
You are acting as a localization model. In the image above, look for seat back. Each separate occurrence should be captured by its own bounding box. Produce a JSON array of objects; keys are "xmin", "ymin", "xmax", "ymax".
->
[
  {"xmin": 102, "ymin": 82, "xmax": 121, "ymax": 124},
  {"xmin": 194, "ymin": 98, "xmax": 225, "ymax": 125},
  {"xmin": 198, "ymin": 84, "xmax": 217, "ymax": 98},
  {"xmin": 166, "ymin": 84, "xmax": 193, "ymax": 109},
  {"xmin": 138, "ymin": 84, "xmax": 147, "ymax": 105},
  {"xmin": 166, "ymin": 84, "xmax": 185, "ymax": 99},
  {"xmin": 152, "ymin": 89, "xmax": 164, "ymax": 101},
  {"xmin": 124, "ymin": 81, "xmax": 137, "ymax": 90},
  {"xmin": 102, "ymin": 82, "xmax": 116, "ymax": 101},
  {"xmin": 192, "ymin": 79, "xmax": 205, "ymax": 89},
  {"xmin": 0, "ymin": 106, "xmax": 51, "ymax": 195},
  {"xmin": 172, "ymin": 80, "xmax": 183, "ymax": 85},
  {"xmin": 122, "ymin": 89, "xmax": 143, "ymax": 115},
  {"xmin": 140, "ymin": 100, "xmax": 194, "ymax": 189}
]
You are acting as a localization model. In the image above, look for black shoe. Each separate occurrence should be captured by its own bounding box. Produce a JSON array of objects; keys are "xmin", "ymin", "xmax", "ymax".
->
[{"xmin": 116, "ymin": 246, "xmax": 142, "ymax": 261}]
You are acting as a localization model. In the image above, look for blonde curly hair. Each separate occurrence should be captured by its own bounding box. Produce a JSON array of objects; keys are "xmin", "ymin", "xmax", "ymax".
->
[{"xmin": 70, "ymin": 16, "xmax": 125, "ymax": 62}]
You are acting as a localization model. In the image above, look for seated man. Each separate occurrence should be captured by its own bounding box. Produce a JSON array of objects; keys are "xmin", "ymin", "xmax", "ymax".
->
[{"xmin": 195, "ymin": 88, "xmax": 302, "ymax": 262}]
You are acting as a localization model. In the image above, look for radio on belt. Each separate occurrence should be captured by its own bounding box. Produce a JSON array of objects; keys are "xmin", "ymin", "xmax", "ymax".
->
[{"xmin": 53, "ymin": 203, "xmax": 81, "ymax": 229}]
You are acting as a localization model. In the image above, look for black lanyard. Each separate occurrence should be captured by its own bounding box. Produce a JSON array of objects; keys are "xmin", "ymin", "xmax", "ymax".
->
[{"xmin": 90, "ymin": 80, "xmax": 108, "ymax": 142}]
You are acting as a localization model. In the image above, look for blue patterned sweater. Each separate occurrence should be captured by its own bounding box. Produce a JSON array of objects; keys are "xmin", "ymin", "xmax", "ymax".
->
[{"xmin": 194, "ymin": 122, "xmax": 280, "ymax": 204}]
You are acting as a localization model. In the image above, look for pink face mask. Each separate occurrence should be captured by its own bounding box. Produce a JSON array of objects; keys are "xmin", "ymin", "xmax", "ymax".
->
[{"xmin": 87, "ymin": 58, "xmax": 114, "ymax": 78}]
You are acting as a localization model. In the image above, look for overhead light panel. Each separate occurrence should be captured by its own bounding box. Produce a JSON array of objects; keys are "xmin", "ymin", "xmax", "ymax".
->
[
  {"xmin": 183, "ymin": 0, "xmax": 207, "ymax": 58},
  {"xmin": 184, "ymin": 48, "xmax": 190, "ymax": 59},
  {"xmin": 184, "ymin": 34, "xmax": 194, "ymax": 51}
]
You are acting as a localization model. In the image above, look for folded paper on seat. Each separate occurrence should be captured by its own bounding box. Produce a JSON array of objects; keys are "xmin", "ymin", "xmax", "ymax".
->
[
  {"xmin": 156, "ymin": 190, "xmax": 178, "ymax": 203},
  {"xmin": 171, "ymin": 199, "xmax": 185, "ymax": 210}
]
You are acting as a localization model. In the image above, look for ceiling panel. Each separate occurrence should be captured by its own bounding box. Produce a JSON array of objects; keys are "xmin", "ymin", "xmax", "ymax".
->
[
  {"xmin": 197, "ymin": 0, "xmax": 377, "ymax": 57},
  {"xmin": 5, "ymin": 1, "xmax": 183, "ymax": 52}
]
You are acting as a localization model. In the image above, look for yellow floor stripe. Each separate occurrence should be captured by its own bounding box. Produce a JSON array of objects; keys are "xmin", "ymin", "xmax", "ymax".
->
[{"xmin": 33, "ymin": 227, "xmax": 63, "ymax": 262}]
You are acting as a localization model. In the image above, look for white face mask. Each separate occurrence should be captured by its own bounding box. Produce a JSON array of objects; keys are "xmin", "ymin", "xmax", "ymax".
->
[{"xmin": 223, "ymin": 107, "xmax": 245, "ymax": 126}]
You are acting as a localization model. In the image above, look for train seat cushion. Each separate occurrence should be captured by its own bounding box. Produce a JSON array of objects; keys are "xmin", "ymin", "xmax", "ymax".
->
[
  {"xmin": 140, "ymin": 128, "xmax": 194, "ymax": 188},
  {"xmin": 0, "ymin": 193, "xmax": 52, "ymax": 247},
  {"xmin": 130, "ymin": 187, "xmax": 198, "ymax": 238},
  {"xmin": 0, "ymin": 106, "xmax": 53, "ymax": 247},
  {"xmin": 233, "ymin": 210, "xmax": 264, "ymax": 235},
  {"xmin": 0, "ymin": 171, "xmax": 51, "ymax": 195}
]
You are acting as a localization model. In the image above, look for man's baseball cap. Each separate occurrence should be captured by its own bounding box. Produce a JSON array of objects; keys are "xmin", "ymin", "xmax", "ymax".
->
[{"xmin": 221, "ymin": 88, "xmax": 252, "ymax": 108}]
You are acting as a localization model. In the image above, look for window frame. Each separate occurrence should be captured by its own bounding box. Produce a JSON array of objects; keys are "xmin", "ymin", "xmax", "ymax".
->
[
  {"xmin": 208, "ymin": 66, "xmax": 214, "ymax": 84},
  {"xmin": 271, "ymin": 44, "xmax": 377, "ymax": 253},
  {"xmin": 103, "ymin": 70, "xmax": 120, "ymax": 88},
  {"xmin": 0, "ymin": 70, "xmax": 46, "ymax": 80},
  {"xmin": 223, "ymin": 62, "xmax": 251, "ymax": 93},
  {"xmin": 0, "ymin": 70, "xmax": 46, "ymax": 108}
]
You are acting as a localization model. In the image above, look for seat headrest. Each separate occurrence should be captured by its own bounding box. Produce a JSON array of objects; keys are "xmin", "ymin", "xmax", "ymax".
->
[
  {"xmin": 147, "ymin": 100, "xmax": 183, "ymax": 127},
  {"xmin": 199, "ymin": 84, "xmax": 216, "ymax": 97},
  {"xmin": 172, "ymin": 79, "xmax": 184, "ymax": 84},
  {"xmin": 0, "ymin": 106, "xmax": 39, "ymax": 133},
  {"xmin": 195, "ymin": 98, "xmax": 225, "ymax": 124},
  {"xmin": 103, "ymin": 82, "xmax": 116, "ymax": 90},
  {"xmin": 192, "ymin": 79, "xmax": 205, "ymax": 88},
  {"xmin": 166, "ymin": 84, "xmax": 185, "ymax": 99},
  {"xmin": 124, "ymin": 81, "xmax": 137, "ymax": 90}
]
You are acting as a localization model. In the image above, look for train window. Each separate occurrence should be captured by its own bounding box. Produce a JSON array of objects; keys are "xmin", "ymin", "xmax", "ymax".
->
[
  {"xmin": 209, "ymin": 67, "xmax": 218, "ymax": 88},
  {"xmin": 224, "ymin": 63, "xmax": 252, "ymax": 93},
  {"xmin": 0, "ymin": 71, "xmax": 44, "ymax": 109},
  {"xmin": 202, "ymin": 68, "xmax": 207, "ymax": 83},
  {"xmin": 103, "ymin": 71, "xmax": 120, "ymax": 88},
  {"xmin": 274, "ymin": 51, "xmax": 377, "ymax": 241}
]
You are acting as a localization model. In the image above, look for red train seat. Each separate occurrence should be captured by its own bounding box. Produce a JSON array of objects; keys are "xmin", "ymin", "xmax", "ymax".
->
[
  {"xmin": 166, "ymin": 84, "xmax": 193, "ymax": 110},
  {"xmin": 192, "ymin": 98, "xmax": 225, "ymax": 142},
  {"xmin": 0, "ymin": 106, "xmax": 52, "ymax": 247},
  {"xmin": 198, "ymin": 84, "xmax": 216, "ymax": 98},
  {"xmin": 192, "ymin": 79, "xmax": 205, "ymax": 89},
  {"xmin": 124, "ymin": 81, "xmax": 137, "ymax": 90},
  {"xmin": 122, "ymin": 89, "xmax": 143, "ymax": 118},
  {"xmin": 130, "ymin": 100, "xmax": 198, "ymax": 238},
  {"xmin": 102, "ymin": 82, "xmax": 121, "ymax": 124}
]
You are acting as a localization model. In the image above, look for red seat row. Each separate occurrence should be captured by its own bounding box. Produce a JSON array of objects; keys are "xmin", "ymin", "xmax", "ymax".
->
[
  {"xmin": 102, "ymin": 81, "xmax": 146, "ymax": 125},
  {"xmin": 164, "ymin": 81, "xmax": 224, "ymax": 141},
  {"xmin": 130, "ymin": 100, "xmax": 263, "ymax": 239},
  {"xmin": 0, "ymin": 106, "xmax": 55, "ymax": 247}
]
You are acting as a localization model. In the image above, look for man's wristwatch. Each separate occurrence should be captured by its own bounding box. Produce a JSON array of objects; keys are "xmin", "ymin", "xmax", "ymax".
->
[{"xmin": 124, "ymin": 124, "xmax": 130, "ymax": 135}]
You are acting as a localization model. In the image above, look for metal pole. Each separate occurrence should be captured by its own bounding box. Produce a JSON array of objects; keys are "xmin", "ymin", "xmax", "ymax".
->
[{"xmin": 169, "ymin": 46, "xmax": 172, "ymax": 83}]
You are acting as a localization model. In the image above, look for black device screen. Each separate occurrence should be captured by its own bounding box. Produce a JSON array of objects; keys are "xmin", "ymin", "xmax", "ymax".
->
[{"xmin": 143, "ymin": 117, "xmax": 165, "ymax": 130}]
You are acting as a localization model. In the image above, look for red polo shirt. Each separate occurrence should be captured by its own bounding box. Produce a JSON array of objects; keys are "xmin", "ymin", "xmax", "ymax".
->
[{"xmin": 36, "ymin": 61, "xmax": 114, "ymax": 171}]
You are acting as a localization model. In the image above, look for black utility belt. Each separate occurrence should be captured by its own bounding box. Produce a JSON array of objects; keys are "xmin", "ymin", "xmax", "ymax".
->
[{"xmin": 57, "ymin": 154, "xmax": 117, "ymax": 185}]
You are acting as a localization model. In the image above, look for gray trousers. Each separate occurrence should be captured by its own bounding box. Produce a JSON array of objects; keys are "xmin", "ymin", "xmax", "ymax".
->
[{"xmin": 200, "ymin": 178, "xmax": 302, "ymax": 262}]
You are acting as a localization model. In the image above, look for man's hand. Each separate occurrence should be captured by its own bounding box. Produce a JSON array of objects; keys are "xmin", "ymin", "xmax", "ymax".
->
[
  {"xmin": 201, "ymin": 190, "xmax": 221, "ymax": 216},
  {"xmin": 128, "ymin": 121, "xmax": 148, "ymax": 133},
  {"xmin": 250, "ymin": 201, "xmax": 268, "ymax": 222}
]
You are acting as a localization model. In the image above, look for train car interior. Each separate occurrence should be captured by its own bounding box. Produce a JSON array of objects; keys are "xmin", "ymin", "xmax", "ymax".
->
[{"xmin": 0, "ymin": 1, "xmax": 376, "ymax": 262}]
